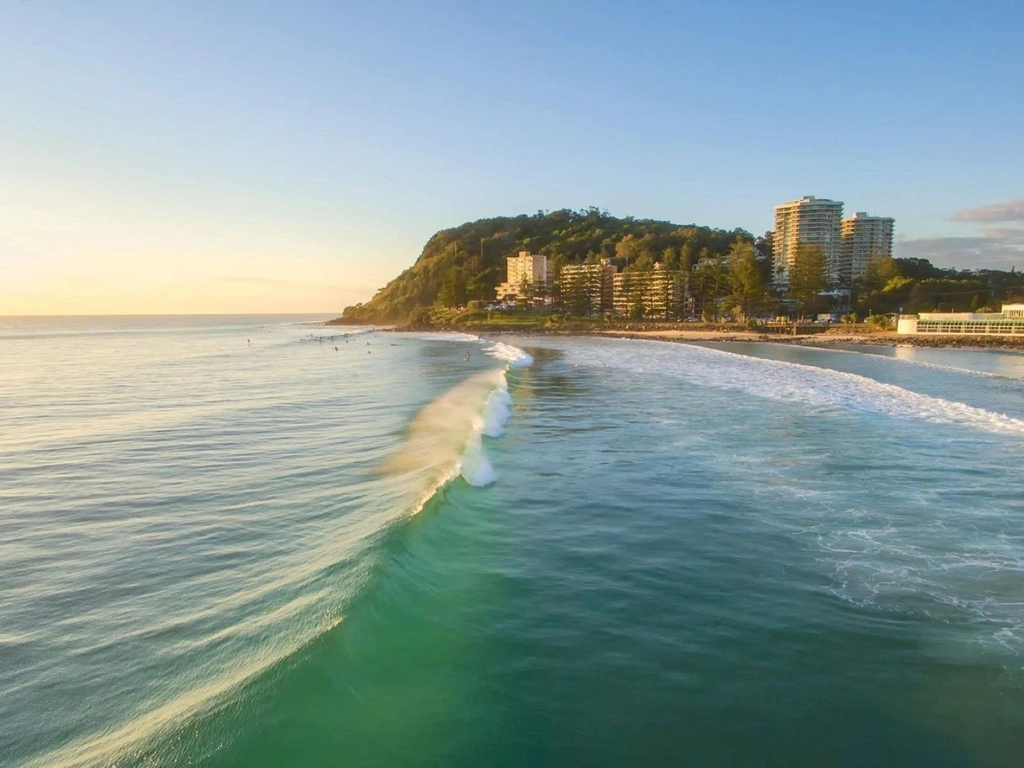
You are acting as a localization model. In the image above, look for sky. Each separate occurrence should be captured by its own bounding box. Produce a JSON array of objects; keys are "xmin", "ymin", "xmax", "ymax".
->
[{"xmin": 1, "ymin": 0, "xmax": 1022, "ymax": 315}]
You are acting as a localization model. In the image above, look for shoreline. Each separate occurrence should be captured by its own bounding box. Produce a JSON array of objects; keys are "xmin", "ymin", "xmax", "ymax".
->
[
  {"xmin": 326, "ymin": 321, "xmax": 1024, "ymax": 351},
  {"xmin": 493, "ymin": 328, "xmax": 1024, "ymax": 351}
]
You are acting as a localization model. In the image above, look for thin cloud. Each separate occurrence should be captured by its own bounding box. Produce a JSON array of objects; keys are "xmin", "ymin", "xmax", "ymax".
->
[
  {"xmin": 949, "ymin": 199, "xmax": 1024, "ymax": 223},
  {"xmin": 896, "ymin": 232, "xmax": 1024, "ymax": 270},
  {"xmin": 981, "ymin": 227, "xmax": 1024, "ymax": 239}
]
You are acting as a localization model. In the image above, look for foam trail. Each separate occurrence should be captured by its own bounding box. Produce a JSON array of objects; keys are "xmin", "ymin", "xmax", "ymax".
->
[{"xmin": 575, "ymin": 340, "xmax": 1024, "ymax": 437}]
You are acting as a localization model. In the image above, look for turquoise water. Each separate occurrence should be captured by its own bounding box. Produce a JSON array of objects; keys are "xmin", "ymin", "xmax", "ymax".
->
[{"xmin": 3, "ymin": 317, "xmax": 1024, "ymax": 767}]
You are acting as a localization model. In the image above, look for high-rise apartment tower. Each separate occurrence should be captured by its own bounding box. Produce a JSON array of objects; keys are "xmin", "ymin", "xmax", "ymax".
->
[
  {"xmin": 773, "ymin": 196, "xmax": 844, "ymax": 285},
  {"xmin": 840, "ymin": 212, "xmax": 894, "ymax": 285}
]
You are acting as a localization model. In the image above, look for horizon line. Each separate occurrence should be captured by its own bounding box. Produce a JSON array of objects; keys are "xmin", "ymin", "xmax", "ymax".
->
[{"xmin": 0, "ymin": 311, "xmax": 343, "ymax": 318}]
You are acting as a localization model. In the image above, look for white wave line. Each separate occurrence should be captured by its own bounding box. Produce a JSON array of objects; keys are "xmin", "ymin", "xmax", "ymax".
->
[{"xmin": 580, "ymin": 339, "xmax": 1024, "ymax": 437}]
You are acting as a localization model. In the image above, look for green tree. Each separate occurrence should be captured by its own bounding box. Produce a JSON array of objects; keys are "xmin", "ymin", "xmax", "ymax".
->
[
  {"xmin": 615, "ymin": 235, "xmax": 641, "ymax": 270},
  {"xmin": 754, "ymin": 231, "xmax": 774, "ymax": 284},
  {"xmin": 437, "ymin": 268, "xmax": 467, "ymax": 307},
  {"xmin": 787, "ymin": 244, "xmax": 827, "ymax": 318},
  {"xmin": 628, "ymin": 295, "xmax": 646, "ymax": 320},
  {"xmin": 862, "ymin": 252, "xmax": 900, "ymax": 292},
  {"xmin": 678, "ymin": 243, "xmax": 695, "ymax": 317},
  {"xmin": 729, "ymin": 240, "xmax": 767, "ymax": 320},
  {"xmin": 694, "ymin": 254, "xmax": 729, "ymax": 321}
]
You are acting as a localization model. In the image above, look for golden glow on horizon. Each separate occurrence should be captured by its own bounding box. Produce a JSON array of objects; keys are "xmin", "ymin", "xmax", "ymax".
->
[
  {"xmin": 0, "ymin": 179, "xmax": 405, "ymax": 315},
  {"xmin": 0, "ymin": 255, "xmax": 390, "ymax": 316}
]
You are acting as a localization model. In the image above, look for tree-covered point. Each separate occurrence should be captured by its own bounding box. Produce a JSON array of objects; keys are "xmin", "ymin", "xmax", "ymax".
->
[
  {"xmin": 334, "ymin": 207, "xmax": 1024, "ymax": 324},
  {"xmin": 338, "ymin": 208, "xmax": 756, "ymax": 323}
]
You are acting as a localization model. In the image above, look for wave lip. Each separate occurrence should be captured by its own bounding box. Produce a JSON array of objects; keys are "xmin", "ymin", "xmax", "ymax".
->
[
  {"xmin": 484, "ymin": 341, "xmax": 534, "ymax": 367},
  {"xmin": 383, "ymin": 339, "xmax": 531, "ymax": 509},
  {"xmin": 479, "ymin": 381, "xmax": 513, "ymax": 438}
]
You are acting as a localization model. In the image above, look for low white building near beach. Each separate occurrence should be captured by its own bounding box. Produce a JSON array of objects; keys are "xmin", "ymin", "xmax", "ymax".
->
[{"xmin": 897, "ymin": 304, "xmax": 1024, "ymax": 336}]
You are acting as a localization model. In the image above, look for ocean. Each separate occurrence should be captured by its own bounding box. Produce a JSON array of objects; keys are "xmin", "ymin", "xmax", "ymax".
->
[{"xmin": 2, "ymin": 315, "xmax": 1024, "ymax": 767}]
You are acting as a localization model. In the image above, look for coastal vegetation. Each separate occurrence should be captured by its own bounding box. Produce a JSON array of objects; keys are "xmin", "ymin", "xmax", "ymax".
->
[
  {"xmin": 338, "ymin": 209, "xmax": 765, "ymax": 323},
  {"xmin": 335, "ymin": 209, "xmax": 1024, "ymax": 326},
  {"xmin": 854, "ymin": 255, "xmax": 1024, "ymax": 315}
]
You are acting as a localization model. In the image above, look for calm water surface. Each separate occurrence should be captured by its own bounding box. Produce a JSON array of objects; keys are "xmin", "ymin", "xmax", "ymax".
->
[{"xmin": 2, "ymin": 316, "xmax": 1024, "ymax": 767}]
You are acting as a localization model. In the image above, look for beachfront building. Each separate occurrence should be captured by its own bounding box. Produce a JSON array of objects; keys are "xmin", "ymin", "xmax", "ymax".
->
[
  {"xmin": 558, "ymin": 260, "xmax": 617, "ymax": 315},
  {"xmin": 773, "ymin": 196, "xmax": 844, "ymax": 286},
  {"xmin": 840, "ymin": 212, "xmax": 895, "ymax": 285},
  {"xmin": 612, "ymin": 263, "xmax": 682, "ymax": 319},
  {"xmin": 495, "ymin": 251, "xmax": 550, "ymax": 302},
  {"xmin": 897, "ymin": 304, "xmax": 1024, "ymax": 336}
]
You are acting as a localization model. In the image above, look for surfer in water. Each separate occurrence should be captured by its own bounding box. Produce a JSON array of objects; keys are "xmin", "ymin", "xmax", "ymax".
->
[{"xmin": 465, "ymin": 351, "xmax": 471, "ymax": 362}]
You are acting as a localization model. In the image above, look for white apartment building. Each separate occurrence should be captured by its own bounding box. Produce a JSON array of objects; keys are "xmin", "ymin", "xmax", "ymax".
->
[
  {"xmin": 612, "ymin": 263, "xmax": 681, "ymax": 319},
  {"xmin": 773, "ymin": 196, "xmax": 844, "ymax": 286},
  {"xmin": 840, "ymin": 212, "xmax": 895, "ymax": 285},
  {"xmin": 495, "ymin": 251, "xmax": 550, "ymax": 300}
]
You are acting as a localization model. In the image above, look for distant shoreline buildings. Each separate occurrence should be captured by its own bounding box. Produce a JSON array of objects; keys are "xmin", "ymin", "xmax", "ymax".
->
[
  {"xmin": 491, "ymin": 195, "xmax": 899, "ymax": 320},
  {"xmin": 495, "ymin": 254, "xmax": 687, "ymax": 319},
  {"xmin": 773, "ymin": 196, "xmax": 894, "ymax": 287}
]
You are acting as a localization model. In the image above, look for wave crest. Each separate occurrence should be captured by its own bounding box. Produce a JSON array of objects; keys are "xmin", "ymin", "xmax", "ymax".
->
[{"xmin": 484, "ymin": 341, "xmax": 534, "ymax": 367}]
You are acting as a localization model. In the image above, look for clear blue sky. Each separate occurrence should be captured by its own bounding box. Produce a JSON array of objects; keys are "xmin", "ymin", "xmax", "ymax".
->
[{"xmin": 2, "ymin": 0, "xmax": 1022, "ymax": 313}]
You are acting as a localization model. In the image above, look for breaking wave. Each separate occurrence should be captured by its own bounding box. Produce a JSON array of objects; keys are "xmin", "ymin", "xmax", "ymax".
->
[
  {"xmin": 576, "ymin": 340, "xmax": 1024, "ymax": 437},
  {"xmin": 382, "ymin": 340, "xmax": 531, "ymax": 509},
  {"xmin": 483, "ymin": 341, "xmax": 534, "ymax": 367}
]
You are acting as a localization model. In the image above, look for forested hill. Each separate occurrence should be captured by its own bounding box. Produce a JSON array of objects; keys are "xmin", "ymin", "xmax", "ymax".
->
[{"xmin": 339, "ymin": 208, "xmax": 757, "ymax": 323}]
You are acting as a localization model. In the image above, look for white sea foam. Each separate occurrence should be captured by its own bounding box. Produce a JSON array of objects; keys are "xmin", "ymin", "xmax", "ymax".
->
[
  {"xmin": 803, "ymin": 343, "xmax": 1024, "ymax": 380},
  {"xmin": 479, "ymin": 381, "xmax": 513, "ymax": 438},
  {"xmin": 454, "ymin": 373, "xmax": 515, "ymax": 486},
  {"xmin": 559, "ymin": 337, "xmax": 1024, "ymax": 652},
  {"xmin": 459, "ymin": 432, "xmax": 499, "ymax": 486},
  {"xmin": 484, "ymin": 341, "xmax": 534, "ymax": 367},
  {"xmin": 714, "ymin": 433, "xmax": 1024, "ymax": 655},
  {"xmin": 818, "ymin": 520, "xmax": 1024, "ymax": 655},
  {"xmin": 575, "ymin": 340, "xmax": 1024, "ymax": 437}
]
